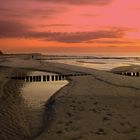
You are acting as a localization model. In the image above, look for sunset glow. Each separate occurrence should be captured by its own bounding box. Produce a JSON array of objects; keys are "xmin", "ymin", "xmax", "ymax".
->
[{"xmin": 0, "ymin": 0, "xmax": 140, "ymax": 54}]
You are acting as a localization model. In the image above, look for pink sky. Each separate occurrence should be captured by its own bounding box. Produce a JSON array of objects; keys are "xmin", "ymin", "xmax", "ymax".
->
[{"xmin": 0, "ymin": 0, "xmax": 140, "ymax": 54}]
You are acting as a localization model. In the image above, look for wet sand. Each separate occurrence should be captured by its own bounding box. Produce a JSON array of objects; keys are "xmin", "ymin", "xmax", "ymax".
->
[
  {"xmin": 0, "ymin": 67, "xmax": 32, "ymax": 140},
  {"xmin": 0, "ymin": 55, "xmax": 140, "ymax": 140}
]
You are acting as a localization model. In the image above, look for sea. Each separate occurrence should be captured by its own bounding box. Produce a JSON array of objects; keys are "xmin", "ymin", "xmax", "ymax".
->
[{"xmin": 41, "ymin": 53, "xmax": 140, "ymax": 71}]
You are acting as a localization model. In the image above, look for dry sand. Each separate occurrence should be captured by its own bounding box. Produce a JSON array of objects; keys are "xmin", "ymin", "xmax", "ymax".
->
[{"xmin": 0, "ymin": 55, "xmax": 140, "ymax": 140}]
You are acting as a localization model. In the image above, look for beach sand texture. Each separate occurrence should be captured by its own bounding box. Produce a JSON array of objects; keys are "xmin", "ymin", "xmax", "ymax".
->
[
  {"xmin": 0, "ymin": 67, "xmax": 31, "ymax": 140},
  {"xmin": 0, "ymin": 55, "xmax": 140, "ymax": 140}
]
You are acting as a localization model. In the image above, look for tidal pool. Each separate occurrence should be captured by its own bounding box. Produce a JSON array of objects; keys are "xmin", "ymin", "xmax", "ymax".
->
[{"xmin": 21, "ymin": 71, "xmax": 68, "ymax": 109}]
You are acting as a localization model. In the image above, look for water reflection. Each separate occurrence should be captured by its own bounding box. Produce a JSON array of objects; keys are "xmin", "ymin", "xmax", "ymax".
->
[{"xmin": 21, "ymin": 71, "xmax": 68, "ymax": 108}]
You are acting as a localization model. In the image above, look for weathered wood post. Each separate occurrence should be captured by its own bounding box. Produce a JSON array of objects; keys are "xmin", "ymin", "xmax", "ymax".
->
[
  {"xmin": 62, "ymin": 75, "xmax": 65, "ymax": 80},
  {"xmin": 127, "ymin": 72, "xmax": 131, "ymax": 76},
  {"xmin": 59, "ymin": 75, "xmax": 62, "ymax": 81},
  {"xmin": 18, "ymin": 76, "xmax": 22, "ymax": 80},
  {"xmin": 136, "ymin": 72, "xmax": 139, "ymax": 77},
  {"xmin": 11, "ymin": 76, "xmax": 14, "ymax": 79},
  {"xmin": 33, "ymin": 76, "xmax": 36, "ymax": 82},
  {"xmin": 66, "ymin": 75, "xmax": 68, "ymax": 78},
  {"xmin": 52, "ymin": 75, "xmax": 54, "ymax": 81},
  {"xmin": 47, "ymin": 75, "xmax": 50, "ymax": 81},
  {"xmin": 124, "ymin": 72, "xmax": 127, "ymax": 76},
  {"xmin": 38, "ymin": 76, "xmax": 41, "ymax": 82},
  {"xmin": 35, "ymin": 76, "xmax": 38, "ymax": 82},
  {"xmin": 43, "ymin": 75, "xmax": 46, "ymax": 82},
  {"xmin": 21, "ymin": 76, "xmax": 26, "ymax": 81},
  {"xmin": 26, "ymin": 76, "xmax": 29, "ymax": 82},
  {"xmin": 30, "ymin": 76, "xmax": 33, "ymax": 82},
  {"xmin": 55, "ymin": 75, "xmax": 58, "ymax": 81},
  {"xmin": 131, "ymin": 72, "xmax": 134, "ymax": 76}
]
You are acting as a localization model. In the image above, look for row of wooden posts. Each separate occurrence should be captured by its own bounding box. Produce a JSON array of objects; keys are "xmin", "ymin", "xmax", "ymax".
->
[
  {"xmin": 118, "ymin": 72, "xmax": 140, "ymax": 77},
  {"xmin": 9, "ymin": 73, "xmax": 90, "ymax": 82}
]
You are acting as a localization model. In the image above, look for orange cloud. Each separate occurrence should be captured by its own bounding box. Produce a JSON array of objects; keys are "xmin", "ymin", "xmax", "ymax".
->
[
  {"xmin": 38, "ymin": 0, "xmax": 112, "ymax": 5},
  {"xmin": 0, "ymin": 20, "xmax": 126, "ymax": 43}
]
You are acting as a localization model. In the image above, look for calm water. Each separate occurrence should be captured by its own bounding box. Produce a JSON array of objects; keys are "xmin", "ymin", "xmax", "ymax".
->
[
  {"xmin": 21, "ymin": 71, "xmax": 68, "ymax": 109},
  {"xmin": 43, "ymin": 57, "xmax": 140, "ymax": 71}
]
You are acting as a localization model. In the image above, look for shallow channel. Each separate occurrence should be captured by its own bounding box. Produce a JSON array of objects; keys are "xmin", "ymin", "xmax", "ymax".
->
[{"xmin": 21, "ymin": 71, "xmax": 68, "ymax": 109}]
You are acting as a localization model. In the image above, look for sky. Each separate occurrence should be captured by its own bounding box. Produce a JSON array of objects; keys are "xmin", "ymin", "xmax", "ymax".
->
[{"xmin": 0, "ymin": 0, "xmax": 140, "ymax": 54}]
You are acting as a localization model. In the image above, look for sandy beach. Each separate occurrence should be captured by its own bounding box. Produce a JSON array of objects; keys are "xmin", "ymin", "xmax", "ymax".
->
[{"xmin": 0, "ymin": 54, "xmax": 140, "ymax": 140}]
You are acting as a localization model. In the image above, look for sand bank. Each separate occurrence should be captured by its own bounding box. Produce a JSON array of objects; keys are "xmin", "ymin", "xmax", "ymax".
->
[{"xmin": 112, "ymin": 65, "xmax": 140, "ymax": 73}]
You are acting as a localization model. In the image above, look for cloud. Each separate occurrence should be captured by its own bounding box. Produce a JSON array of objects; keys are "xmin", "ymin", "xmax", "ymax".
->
[
  {"xmin": 38, "ymin": 0, "xmax": 112, "ymax": 5},
  {"xmin": 29, "ymin": 8, "xmax": 66, "ymax": 18},
  {"xmin": 85, "ymin": 40, "xmax": 136, "ymax": 44},
  {"xmin": 82, "ymin": 14, "xmax": 97, "ymax": 17},
  {"xmin": 0, "ymin": 20, "xmax": 30, "ymax": 38},
  {"xmin": 40, "ymin": 24, "xmax": 72, "ymax": 27},
  {"xmin": 38, "ymin": 30, "xmax": 123, "ymax": 43},
  {"xmin": 0, "ymin": 20, "xmax": 126, "ymax": 43},
  {"xmin": 0, "ymin": 7, "xmax": 65, "ymax": 19}
]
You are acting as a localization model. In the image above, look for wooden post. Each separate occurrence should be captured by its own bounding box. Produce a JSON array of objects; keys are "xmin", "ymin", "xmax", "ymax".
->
[
  {"xmin": 133, "ymin": 72, "xmax": 135, "ymax": 76},
  {"xmin": 12, "ymin": 76, "xmax": 16, "ymax": 79},
  {"xmin": 43, "ymin": 75, "xmax": 46, "ymax": 82},
  {"xmin": 15, "ymin": 76, "xmax": 17, "ymax": 79},
  {"xmin": 26, "ymin": 76, "xmax": 29, "ymax": 82},
  {"xmin": 127, "ymin": 73, "xmax": 131, "ymax": 76},
  {"xmin": 18, "ymin": 77, "xmax": 22, "ymax": 80},
  {"xmin": 62, "ymin": 75, "xmax": 65, "ymax": 80},
  {"xmin": 36, "ymin": 76, "xmax": 40, "ymax": 82},
  {"xmin": 52, "ymin": 75, "xmax": 54, "ymax": 81},
  {"xmin": 59, "ymin": 75, "xmax": 62, "ymax": 81},
  {"xmin": 47, "ymin": 75, "xmax": 50, "ymax": 81},
  {"xmin": 35, "ymin": 76, "xmax": 37, "ymax": 82},
  {"xmin": 11, "ymin": 77, "xmax": 15, "ymax": 79},
  {"xmin": 38, "ymin": 76, "xmax": 41, "ymax": 82},
  {"xmin": 33, "ymin": 76, "xmax": 36, "ymax": 82},
  {"xmin": 21, "ymin": 76, "xmax": 24, "ymax": 80},
  {"xmin": 124, "ymin": 72, "xmax": 127, "ymax": 76},
  {"xmin": 30, "ymin": 76, "xmax": 33, "ymax": 82},
  {"xmin": 136, "ymin": 72, "xmax": 139, "ymax": 77},
  {"xmin": 55, "ymin": 75, "xmax": 58, "ymax": 81}
]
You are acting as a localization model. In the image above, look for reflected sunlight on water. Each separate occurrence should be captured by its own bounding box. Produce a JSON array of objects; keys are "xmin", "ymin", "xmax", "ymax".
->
[{"xmin": 21, "ymin": 71, "xmax": 68, "ymax": 108}]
